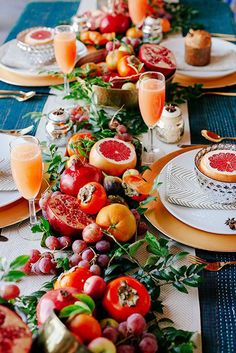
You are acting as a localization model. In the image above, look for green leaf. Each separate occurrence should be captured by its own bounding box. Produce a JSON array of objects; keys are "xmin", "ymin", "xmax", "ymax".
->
[
  {"xmin": 128, "ymin": 239, "xmax": 146, "ymax": 257},
  {"xmin": 172, "ymin": 252, "xmax": 189, "ymax": 262},
  {"xmin": 173, "ymin": 281, "xmax": 188, "ymax": 294},
  {"xmin": 74, "ymin": 294, "xmax": 95, "ymax": 312},
  {"xmin": 59, "ymin": 303, "xmax": 91, "ymax": 318},
  {"xmin": 136, "ymin": 206, "xmax": 148, "ymax": 215},
  {"xmin": 2, "ymin": 270, "xmax": 26, "ymax": 282},
  {"xmin": 10, "ymin": 255, "xmax": 30, "ymax": 269},
  {"xmin": 182, "ymin": 277, "xmax": 201, "ymax": 287},
  {"xmin": 140, "ymin": 195, "xmax": 157, "ymax": 206},
  {"xmin": 144, "ymin": 255, "xmax": 160, "ymax": 267}
]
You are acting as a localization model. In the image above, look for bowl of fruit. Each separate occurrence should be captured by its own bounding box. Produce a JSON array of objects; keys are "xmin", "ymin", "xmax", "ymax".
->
[{"xmin": 76, "ymin": 37, "xmax": 176, "ymax": 109}]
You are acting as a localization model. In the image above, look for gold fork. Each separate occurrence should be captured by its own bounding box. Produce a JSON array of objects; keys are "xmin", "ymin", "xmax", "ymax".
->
[{"xmin": 188, "ymin": 254, "xmax": 236, "ymax": 271}]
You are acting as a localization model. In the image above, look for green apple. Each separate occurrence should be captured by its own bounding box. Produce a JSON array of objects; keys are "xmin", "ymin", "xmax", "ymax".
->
[{"xmin": 88, "ymin": 337, "xmax": 116, "ymax": 353}]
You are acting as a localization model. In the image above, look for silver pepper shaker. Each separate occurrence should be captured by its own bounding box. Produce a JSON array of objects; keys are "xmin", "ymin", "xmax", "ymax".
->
[
  {"xmin": 45, "ymin": 108, "xmax": 73, "ymax": 147},
  {"xmin": 142, "ymin": 16, "xmax": 163, "ymax": 44},
  {"xmin": 156, "ymin": 105, "xmax": 184, "ymax": 144}
]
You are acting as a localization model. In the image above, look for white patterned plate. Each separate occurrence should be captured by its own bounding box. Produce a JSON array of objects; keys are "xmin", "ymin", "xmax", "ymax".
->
[
  {"xmin": 0, "ymin": 134, "xmax": 21, "ymax": 208},
  {"xmin": 158, "ymin": 149, "xmax": 236, "ymax": 235}
]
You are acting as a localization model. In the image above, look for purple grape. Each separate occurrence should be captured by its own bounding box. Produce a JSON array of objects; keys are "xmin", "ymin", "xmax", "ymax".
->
[
  {"xmin": 78, "ymin": 260, "xmax": 90, "ymax": 269},
  {"xmin": 82, "ymin": 248, "xmax": 95, "ymax": 261},
  {"xmin": 117, "ymin": 345, "xmax": 135, "ymax": 353},
  {"xmin": 90, "ymin": 264, "xmax": 101, "ymax": 275},
  {"xmin": 131, "ymin": 209, "xmax": 141, "ymax": 223},
  {"xmin": 103, "ymin": 326, "xmax": 118, "ymax": 343},
  {"xmin": 29, "ymin": 249, "xmax": 41, "ymax": 263},
  {"xmin": 38, "ymin": 258, "xmax": 53, "ymax": 274},
  {"xmin": 72, "ymin": 239, "xmax": 87, "ymax": 254},
  {"xmin": 58, "ymin": 236, "xmax": 72, "ymax": 249},
  {"xmin": 118, "ymin": 321, "xmax": 128, "ymax": 338},
  {"xmin": 142, "ymin": 333, "xmax": 157, "ymax": 340},
  {"xmin": 127, "ymin": 313, "xmax": 146, "ymax": 335},
  {"xmin": 121, "ymin": 37, "xmax": 131, "ymax": 45},
  {"xmin": 139, "ymin": 337, "xmax": 158, "ymax": 353},
  {"xmin": 97, "ymin": 254, "xmax": 110, "ymax": 268},
  {"xmin": 122, "ymin": 133, "xmax": 133, "ymax": 142},
  {"xmin": 69, "ymin": 254, "xmax": 82, "ymax": 267},
  {"xmin": 31, "ymin": 262, "xmax": 41, "ymax": 274},
  {"xmin": 137, "ymin": 221, "xmax": 148, "ymax": 235},
  {"xmin": 96, "ymin": 240, "xmax": 111, "ymax": 253},
  {"xmin": 116, "ymin": 124, "xmax": 127, "ymax": 134},
  {"xmin": 114, "ymin": 133, "xmax": 127, "ymax": 141},
  {"xmin": 45, "ymin": 236, "xmax": 60, "ymax": 250}
]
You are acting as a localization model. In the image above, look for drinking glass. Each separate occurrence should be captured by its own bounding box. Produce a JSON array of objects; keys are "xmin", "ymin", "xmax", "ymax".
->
[
  {"xmin": 54, "ymin": 25, "xmax": 77, "ymax": 95},
  {"xmin": 138, "ymin": 71, "xmax": 166, "ymax": 165},
  {"xmin": 128, "ymin": 0, "xmax": 148, "ymax": 27},
  {"xmin": 10, "ymin": 136, "xmax": 43, "ymax": 239}
]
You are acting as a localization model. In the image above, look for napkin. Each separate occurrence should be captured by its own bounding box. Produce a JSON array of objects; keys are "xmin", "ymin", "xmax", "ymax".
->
[
  {"xmin": 0, "ymin": 158, "xmax": 17, "ymax": 191},
  {"xmin": 166, "ymin": 164, "xmax": 236, "ymax": 210}
]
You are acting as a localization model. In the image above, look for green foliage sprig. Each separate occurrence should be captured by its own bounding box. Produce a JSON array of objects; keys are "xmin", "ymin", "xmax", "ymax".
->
[{"xmin": 0, "ymin": 255, "xmax": 29, "ymax": 282}]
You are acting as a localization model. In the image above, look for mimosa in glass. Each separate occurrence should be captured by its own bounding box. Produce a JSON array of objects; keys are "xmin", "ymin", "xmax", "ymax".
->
[
  {"xmin": 128, "ymin": 0, "xmax": 148, "ymax": 26},
  {"xmin": 54, "ymin": 25, "xmax": 76, "ymax": 95},
  {"xmin": 139, "ymin": 71, "xmax": 165, "ymax": 164},
  {"xmin": 10, "ymin": 136, "xmax": 43, "ymax": 238}
]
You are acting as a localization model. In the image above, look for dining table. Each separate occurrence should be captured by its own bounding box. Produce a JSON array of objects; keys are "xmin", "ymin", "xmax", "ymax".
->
[{"xmin": 0, "ymin": 1, "xmax": 236, "ymax": 353}]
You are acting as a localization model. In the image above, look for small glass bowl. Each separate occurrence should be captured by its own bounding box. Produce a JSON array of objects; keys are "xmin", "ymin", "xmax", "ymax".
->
[
  {"xmin": 194, "ymin": 144, "xmax": 236, "ymax": 205},
  {"xmin": 16, "ymin": 27, "xmax": 55, "ymax": 66}
]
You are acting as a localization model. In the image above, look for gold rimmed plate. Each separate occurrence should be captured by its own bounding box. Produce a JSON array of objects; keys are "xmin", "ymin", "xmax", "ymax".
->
[
  {"xmin": 173, "ymin": 71, "xmax": 236, "ymax": 89},
  {"xmin": 0, "ymin": 178, "xmax": 49, "ymax": 228},
  {"xmin": 143, "ymin": 146, "xmax": 236, "ymax": 252}
]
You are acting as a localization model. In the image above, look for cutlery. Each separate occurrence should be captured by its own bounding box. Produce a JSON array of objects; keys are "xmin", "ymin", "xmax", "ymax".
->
[
  {"xmin": 177, "ymin": 144, "xmax": 205, "ymax": 148},
  {"xmin": 0, "ymin": 125, "xmax": 34, "ymax": 136},
  {"xmin": 188, "ymin": 254, "xmax": 236, "ymax": 271},
  {"xmin": 0, "ymin": 90, "xmax": 56, "ymax": 102},
  {"xmin": 199, "ymin": 91, "xmax": 236, "ymax": 98},
  {"xmin": 211, "ymin": 33, "xmax": 236, "ymax": 41},
  {"xmin": 201, "ymin": 129, "xmax": 236, "ymax": 143}
]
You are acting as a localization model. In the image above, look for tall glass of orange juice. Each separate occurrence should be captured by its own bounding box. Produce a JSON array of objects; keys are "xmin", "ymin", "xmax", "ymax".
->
[
  {"xmin": 128, "ymin": 0, "xmax": 147, "ymax": 26},
  {"xmin": 54, "ymin": 25, "xmax": 76, "ymax": 95},
  {"xmin": 10, "ymin": 136, "xmax": 43, "ymax": 236},
  {"xmin": 138, "ymin": 71, "xmax": 165, "ymax": 164}
]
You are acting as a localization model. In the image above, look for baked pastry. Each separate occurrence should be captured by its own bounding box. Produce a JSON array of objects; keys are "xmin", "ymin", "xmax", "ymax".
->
[
  {"xmin": 24, "ymin": 27, "xmax": 54, "ymax": 45},
  {"xmin": 199, "ymin": 150, "xmax": 236, "ymax": 182},
  {"xmin": 185, "ymin": 29, "xmax": 211, "ymax": 66}
]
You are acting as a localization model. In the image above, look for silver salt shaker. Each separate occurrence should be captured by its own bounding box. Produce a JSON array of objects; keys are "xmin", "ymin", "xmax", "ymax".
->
[
  {"xmin": 45, "ymin": 108, "xmax": 73, "ymax": 147},
  {"xmin": 142, "ymin": 16, "xmax": 163, "ymax": 44},
  {"xmin": 156, "ymin": 105, "xmax": 184, "ymax": 144}
]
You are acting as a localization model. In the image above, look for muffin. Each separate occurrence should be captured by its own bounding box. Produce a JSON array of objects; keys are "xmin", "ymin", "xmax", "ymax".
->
[{"xmin": 185, "ymin": 29, "xmax": 211, "ymax": 66}]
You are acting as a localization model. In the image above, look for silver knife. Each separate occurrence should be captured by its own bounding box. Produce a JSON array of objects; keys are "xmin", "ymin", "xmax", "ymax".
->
[{"xmin": 0, "ymin": 125, "xmax": 34, "ymax": 136}]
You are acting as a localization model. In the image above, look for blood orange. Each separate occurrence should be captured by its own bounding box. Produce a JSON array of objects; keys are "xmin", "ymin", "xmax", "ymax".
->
[
  {"xmin": 199, "ymin": 150, "xmax": 236, "ymax": 182},
  {"xmin": 89, "ymin": 138, "xmax": 137, "ymax": 176}
]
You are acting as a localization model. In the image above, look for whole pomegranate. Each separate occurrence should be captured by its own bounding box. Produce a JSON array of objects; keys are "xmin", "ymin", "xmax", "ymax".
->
[
  {"xmin": 45, "ymin": 192, "xmax": 93, "ymax": 237},
  {"xmin": 60, "ymin": 161, "xmax": 103, "ymax": 197},
  {"xmin": 36, "ymin": 287, "xmax": 79, "ymax": 326}
]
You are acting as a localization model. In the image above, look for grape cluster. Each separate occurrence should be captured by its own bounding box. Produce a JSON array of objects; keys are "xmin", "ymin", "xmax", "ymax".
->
[
  {"xmin": 21, "ymin": 249, "xmax": 57, "ymax": 275},
  {"xmin": 131, "ymin": 209, "xmax": 148, "ymax": 236},
  {"xmin": 114, "ymin": 124, "xmax": 133, "ymax": 143},
  {"xmin": 102, "ymin": 313, "xmax": 158, "ymax": 353}
]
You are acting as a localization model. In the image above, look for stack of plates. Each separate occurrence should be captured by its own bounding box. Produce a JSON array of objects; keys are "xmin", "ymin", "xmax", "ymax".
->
[{"xmin": 144, "ymin": 146, "xmax": 236, "ymax": 252}]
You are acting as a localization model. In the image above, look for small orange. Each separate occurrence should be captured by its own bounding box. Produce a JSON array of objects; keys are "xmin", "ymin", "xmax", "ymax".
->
[
  {"xmin": 89, "ymin": 31, "xmax": 103, "ymax": 45},
  {"xmin": 66, "ymin": 132, "xmax": 95, "ymax": 159},
  {"xmin": 126, "ymin": 27, "xmax": 143, "ymax": 39},
  {"xmin": 80, "ymin": 31, "xmax": 90, "ymax": 43},
  {"xmin": 96, "ymin": 203, "xmax": 137, "ymax": 242},
  {"xmin": 161, "ymin": 18, "xmax": 171, "ymax": 33},
  {"xmin": 54, "ymin": 266, "xmax": 92, "ymax": 292},
  {"xmin": 68, "ymin": 314, "xmax": 102, "ymax": 344}
]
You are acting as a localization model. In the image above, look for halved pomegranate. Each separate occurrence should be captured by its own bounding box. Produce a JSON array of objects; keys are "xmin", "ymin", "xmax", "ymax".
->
[
  {"xmin": 0, "ymin": 304, "xmax": 32, "ymax": 353},
  {"xmin": 36, "ymin": 287, "xmax": 79, "ymax": 326},
  {"xmin": 45, "ymin": 192, "xmax": 93, "ymax": 237},
  {"xmin": 139, "ymin": 44, "xmax": 176, "ymax": 78}
]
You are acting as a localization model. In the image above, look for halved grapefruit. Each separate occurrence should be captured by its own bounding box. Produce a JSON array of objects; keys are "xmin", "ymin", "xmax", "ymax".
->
[
  {"xmin": 24, "ymin": 27, "xmax": 54, "ymax": 45},
  {"xmin": 89, "ymin": 138, "xmax": 137, "ymax": 176},
  {"xmin": 199, "ymin": 150, "xmax": 236, "ymax": 182}
]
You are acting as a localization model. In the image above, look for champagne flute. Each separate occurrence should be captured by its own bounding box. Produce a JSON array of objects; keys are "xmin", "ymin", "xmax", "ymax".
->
[
  {"xmin": 128, "ymin": 0, "xmax": 148, "ymax": 27},
  {"xmin": 10, "ymin": 136, "xmax": 43, "ymax": 240},
  {"xmin": 54, "ymin": 25, "xmax": 77, "ymax": 95},
  {"xmin": 138, "ymin": 71, "xmax": 166, "ymax": 165}
]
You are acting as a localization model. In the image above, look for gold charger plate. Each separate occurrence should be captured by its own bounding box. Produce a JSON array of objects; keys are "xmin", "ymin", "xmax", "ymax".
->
[
  {"xmin": 174, "ymin": 71, "xmax": 236, "ymax": 89},
  {"xmin": 0, "ymin": 178, "xmax": 48, "ymax": 228},
  {"xmin": 144, "ymin": 146, "xmax": 236, "ymax": 252}
]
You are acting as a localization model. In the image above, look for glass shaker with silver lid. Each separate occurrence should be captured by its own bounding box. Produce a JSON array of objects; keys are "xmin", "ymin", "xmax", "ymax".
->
[
  {"xmin": 142, "ymin": 16, "xmax": 163, "ymax": 44},
  {"xmin": 45, "ymin": 108, "xmax": 73, "ymax": 147},
  {"xmin": 156, "ymin": 105, "xmax": 184, "ymax": 144}
]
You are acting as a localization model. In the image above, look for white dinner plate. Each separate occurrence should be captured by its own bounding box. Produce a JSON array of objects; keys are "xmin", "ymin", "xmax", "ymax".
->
[
  {"xmin": 0, "ymin": 39, "xmax": 87, "ymax": 78},
  {"xmin": 162, "ymin": 37, "xmax": 236, "ymax": 79},
  {"xmin": 0, "ymin": 134, "xmax": 21, "ymax": 208},
  {"xmin": 158, "ymin": 149, "xmax": 236, "ymax": 235}
]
